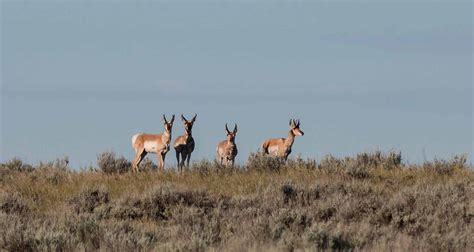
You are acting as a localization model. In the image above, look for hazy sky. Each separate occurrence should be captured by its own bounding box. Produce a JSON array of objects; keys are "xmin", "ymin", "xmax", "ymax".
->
[{"xmin": 1, "ymin": 1, "xmax": 472, "ymax": 168}]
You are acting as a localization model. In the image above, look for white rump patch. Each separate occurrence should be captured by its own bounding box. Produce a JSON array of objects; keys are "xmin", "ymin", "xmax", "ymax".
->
[{"xmin": 132, "ymin": 134, "xmax": 140, "ymax": 145}]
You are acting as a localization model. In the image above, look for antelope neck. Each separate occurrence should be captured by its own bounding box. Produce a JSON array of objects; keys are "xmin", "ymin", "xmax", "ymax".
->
[
  {"xmin": 185, "ymin": 129, "xmax": 192, "ymax": 137},
  {"xmin": 285, "ymin": 130, "xmax": 295, "ymax": 145},
  {"xmin": 287, "ymin": 130, "xmax": 296, "ymax": 139},
  {"xmin": 163, "ymin": 130, "xmax": 171, "ymax": 140}
]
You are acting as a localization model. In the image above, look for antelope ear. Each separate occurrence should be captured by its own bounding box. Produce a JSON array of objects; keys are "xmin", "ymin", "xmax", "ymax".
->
[
  {"xmin": 162, "ymin": 114, "xmax": 167, "ymax": 123},
  {"xmin": 192, "ymin": 114, "xmax": 197, "ymax": 122},
  {"xmin": 181, "ymin": 114, "xmax": 187, "ymax": 122},
  {"xmin": 233, "ymin": 124, "xmax": 238, "ymax": 134}
]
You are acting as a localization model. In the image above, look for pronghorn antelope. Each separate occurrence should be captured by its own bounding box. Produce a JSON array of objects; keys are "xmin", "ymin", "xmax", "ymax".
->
[
  {"xmin": 261, "ymin": 119, "xmax": 304, "ymax": 160},
  {"xmin": 174, "ymin": 114, "xmax": 197, "ymax": 171},
  {"xmin": 216, "ymin": 124, "xmax": 238, "ymax": 166},
  {"xmin": 131, "ymin": 114, "xmax": 175, "ymax": 172}
]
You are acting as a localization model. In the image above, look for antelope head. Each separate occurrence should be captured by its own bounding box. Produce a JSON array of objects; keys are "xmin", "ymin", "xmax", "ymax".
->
[
  {"xmin": 181, "ymin": 114, "xmax": 197, "ymax": 135},
  {"xmin": 289, "ymin": 119, "xmax": 304, "ymax": 136},
  {"xmin": 162, "ymin": 114, "xmax": 175, "ymax": 134},
  {"xmin": 225, "ymin": 123, "xmax": 238, "ymax": 143}
]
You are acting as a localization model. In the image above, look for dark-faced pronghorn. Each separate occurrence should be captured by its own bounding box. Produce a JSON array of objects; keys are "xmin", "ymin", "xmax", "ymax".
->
[
  {"xmin": 173, "ymin": 114, "xmax": 197, "ymax": 171},
  {"xmin": 131, "ymin": 114, "xmax": 175, "ymax": 172},
  {"xmin": 216, "ymin": 123, "xmax": 238, "ymax": 166},
  {"xmin": 261, "ymin": 119, "xmax": 304, "ymax": 160}
]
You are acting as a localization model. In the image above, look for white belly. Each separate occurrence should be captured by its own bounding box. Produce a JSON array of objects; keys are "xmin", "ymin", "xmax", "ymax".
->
[
  {"xmin": 144, "ymin": 140, "xmax": 159, "ymax": 153},
  {"xmin": 268, "ymin": 145, "xmax": 279, "ymax": 155}
]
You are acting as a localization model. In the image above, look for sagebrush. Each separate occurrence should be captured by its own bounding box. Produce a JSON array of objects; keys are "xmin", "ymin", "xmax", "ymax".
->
[{"xmin": 0, "ymin": 152, "xmax": 472, "ymax": 251}]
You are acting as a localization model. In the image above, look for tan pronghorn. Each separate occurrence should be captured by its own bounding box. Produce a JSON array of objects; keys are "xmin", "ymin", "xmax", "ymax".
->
[
  {"xmin": 131, "ymin": 114, "xmax": 175, "ymax": 172},
  {"xmin": 261, "ymin": 119, "xmax": 304, "ymax": 160},
  {"xmin": 173, "ymin": 114, "xmax": 197, "ymax": 171},
  {"xmin": 216, "ymin": 123, "xmax": 238, "ymax": 166}
]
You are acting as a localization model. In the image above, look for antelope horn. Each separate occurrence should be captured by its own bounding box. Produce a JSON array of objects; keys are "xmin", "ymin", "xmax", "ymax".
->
[
  {"xmin": 170, "ymin": 115, "xmax": 175, "ymax": 123},
  {"xmin": 192, "ymin": 113, "xmax": 197, "ymax": 122},
  {"xmin": 291, "ymin": 119, "xmax": 297, "ymax": 127},
  {"xmin": 162, "ymin": 114, "xmax": 167, "ymax": 123},
  {"xmin": 225, "ymin": 123, "xmax": 230, "ymax": 134},
  {"xmin": 181, "ymin": 114, "xmax": 187, "ymax": 121},
  {"xmin": 233, "ymin": 123, "xmax": 238, "ymax": 134}
]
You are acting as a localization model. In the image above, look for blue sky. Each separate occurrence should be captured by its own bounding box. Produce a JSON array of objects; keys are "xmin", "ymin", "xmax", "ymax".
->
[{"xmin": 1, "ymin": 1, "xmax": 472, "ymax": 168}]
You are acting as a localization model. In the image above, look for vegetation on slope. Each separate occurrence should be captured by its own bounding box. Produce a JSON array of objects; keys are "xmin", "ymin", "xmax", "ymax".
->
[{"xmin": 0, "ymin": 152, "xmax": 472, "ymax": 251}]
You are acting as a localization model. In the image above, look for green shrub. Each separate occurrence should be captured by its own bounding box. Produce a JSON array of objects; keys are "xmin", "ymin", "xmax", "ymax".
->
[
  {"xmin": 69, "ymin": 187, "xmax": 110, "ymax": 214},
  {"xmin": 246, "ymin": 152, "xmax": 285, "ymax": 171},
  {"xmin": 190, "ymin": 159, "xmax": 220, "ymax": 175},
  {"xmin": 0, "ymin": 158, "xmax": 34, "ymax": 172},
  {"xmin": 0, "ymin": 152, "xmax": 471, "ymax": 251},
  {"xmin": 286, "ymin": 156, "xmax": 317, "ymax": 170},
  {"xmin": 139, "ymin": 157, "xmax": 158, "ymax": 171},
  {"xmin": 0, "ymin": 192, "xmax": 29, "ymax": 215},
  {"xmin": 318, "ymin": 151, "xmax": 402, "ymax": 177},
  {"xmin": 423, "ymin": 155, "xmax": 468, "ymax": 175},
  {"xmin": 97, "ymin": 151, "xmax": 131, "ymax": 174},
  {"xmin": 345, "ymin": 163, "xmax": 371, "ymax": 179}
]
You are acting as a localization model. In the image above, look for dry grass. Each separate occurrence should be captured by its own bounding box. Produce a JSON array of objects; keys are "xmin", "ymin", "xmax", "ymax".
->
[{"xmin": 0, "ymin": 152, "xmax": 472, "ymax": 251}]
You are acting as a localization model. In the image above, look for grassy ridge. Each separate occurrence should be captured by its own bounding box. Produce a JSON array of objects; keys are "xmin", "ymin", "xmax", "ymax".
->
[{"xmin": 0, "ymin": 152, "xmax": 472, "ymax": 251}]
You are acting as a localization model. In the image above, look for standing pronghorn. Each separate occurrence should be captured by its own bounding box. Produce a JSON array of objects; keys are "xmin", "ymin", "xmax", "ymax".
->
[
  {"xmin": 261, "ymin": 119, "xmax": 304, "ymax": 160},
  {"xmin": 174, "ymin": 114, "xmax": 197, "ymax": 171},
  {"xmin": 131, "ymin": 114, "xmax": 175, "ymax": 172},
  {"xmin": 216, "ymin": 124, "xmax": 238, "ymax": 166}
]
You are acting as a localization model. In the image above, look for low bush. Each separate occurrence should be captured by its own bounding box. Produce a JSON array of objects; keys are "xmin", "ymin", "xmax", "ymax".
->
[
  {"xmin": 0, "ymin": 151, "xmax": 471, "ymax": 251},
  {"xmin": 69, "ymin": 187, "xmax": 110, "ymax": 214},
  {"xmin": 246, "ymin": 152, "xmax": 286, "ymax": 171},
  {"xmin": 423, "ymin": 155, "xmax": 468, "ymax": 175},
  {"xmin": 0, "ymin": 192, "xmax": 30, "ymax": 215},
  {"xmin": 0, "ymin": 158, "xmax": 34, "ymax": 172},
  {"xmin": 97, "ymin": 151, "xmax": 131, "ymax": 174}
]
